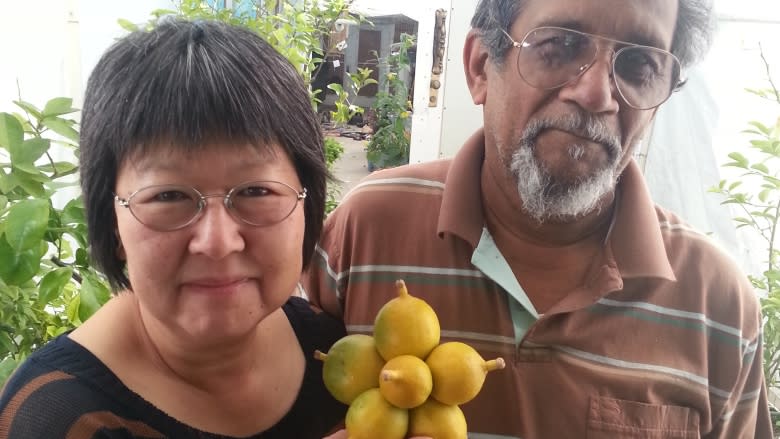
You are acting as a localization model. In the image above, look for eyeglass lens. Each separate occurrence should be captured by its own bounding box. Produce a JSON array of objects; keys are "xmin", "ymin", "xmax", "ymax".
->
[
  {"xmin": 124, "ymin": 181, "xmax": 302, "ymax": 231},
  {"xmin": 516, "ymin": 27, "xmax": 681, "ymax": 109}
]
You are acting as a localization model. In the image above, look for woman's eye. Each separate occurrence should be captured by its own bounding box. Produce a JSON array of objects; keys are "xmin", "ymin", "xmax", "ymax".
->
[
  {"xmin": 151, "ymin": 190, "xmax": 192, "ymax": 202},
  {"xmin": 237, "ymin": 186, "xmax": 271, "ymax": 197}
]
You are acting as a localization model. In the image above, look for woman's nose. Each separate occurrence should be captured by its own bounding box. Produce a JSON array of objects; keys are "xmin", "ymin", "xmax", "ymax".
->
[{"xmin": 187, "ymin": 197, "xmax": 246, "ymax": 259}]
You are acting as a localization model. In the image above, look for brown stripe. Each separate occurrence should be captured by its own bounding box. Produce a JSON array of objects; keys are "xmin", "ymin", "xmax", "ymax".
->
[
  {"xmin": 0, "ymin": 370, "xmax": 73, "ymax": 439},
  {"xmin": 66, "ymin": 411, "xmax": 164, "ymax": 439}
]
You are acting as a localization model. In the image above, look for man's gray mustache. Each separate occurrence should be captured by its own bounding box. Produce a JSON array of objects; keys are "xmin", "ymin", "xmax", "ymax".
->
[{"xmin": 522, "ymin": 114, "xmax": 622, "ymax": 158}]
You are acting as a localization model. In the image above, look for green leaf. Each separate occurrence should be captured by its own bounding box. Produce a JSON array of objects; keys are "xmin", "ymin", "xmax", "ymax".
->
[
  {"xmin": 5, "ymin": 198, "xmax": 49, "ymax": 250},
  {"xmin": 0, "ymin": 167, "xmax": 17, "ymax": 193},
  {"xmin": 750, "ymin": 163, "xmax": 770, "ymax": 174},
  {"xmin": 75, "ymin": 248, "xmax": 90, "ymax": 268},
  {"xmin": 747, "ymin": 121, "xmax": 771, "ymax": 136},
  {"xmin": 39, "ymin": 161, "xmax": 78, "ymax": 176},
  {"xmin": 759, "ymin": 189, "xmax": 771, "ymax": 203},
  {"xmin": 78, "ymin": 273, "xmax": 110, "ymax": 322},
  {"xmin": 37, "ymin": 267, "xmax": 73, "ymax": 304},
  {"xmin": 117, "ymin": 18, "xmax": 139, "ymax": 32},
  {"xmin": 61, "ymin": 199, "xmax": 86, "ymax": 225},
  {"xmin": 0, "ymin": 235, "xmax": 43, "ymax": 286},
  {"xmin": 10, "ymin": 138, "xmax": 49, "ymax": 172},
  {"xmin": 0, "ymin": 113, "xmax": 24, "ymax": 151},
  {"xmin": 0, "ymin": 195, "xmax": 6, "ymax": 210},
  {"xmin": 42, "ymin": 98, "xmax": 77, "ymax": 118},
  {"xmin": 13, "ymin": 172, "xmax": 46, "ymax": 197},
  {"xmin": 41, "ymin": 118, "xmax": 79, "ymax": 143},
  {"xmin": 0, "ymin": 357, "xmax": 20, "ymax": 384},
  {"xmin": 12, "ymin": 100, "xmax": 42, "ymax": 121},
  {"xmin": 728, "ymin": 181, "xmax": 742, "ymax": 191}
]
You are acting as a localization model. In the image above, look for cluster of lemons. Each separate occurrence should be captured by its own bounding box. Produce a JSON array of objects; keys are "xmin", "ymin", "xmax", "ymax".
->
[{"xmin": 315, "ymin": 280, "xmax": 505, "ymax": 439}]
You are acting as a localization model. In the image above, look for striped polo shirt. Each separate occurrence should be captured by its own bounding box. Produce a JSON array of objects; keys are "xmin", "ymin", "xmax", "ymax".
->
[{"xmin": 304, "ymin": 129, "xmax": 773, "ymax": 438}]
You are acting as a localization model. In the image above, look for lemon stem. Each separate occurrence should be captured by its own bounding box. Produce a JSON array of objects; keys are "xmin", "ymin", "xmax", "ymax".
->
[
  {"xmin": 483, "ymin": 357, "xmax": 506, "ymax": 372},
  {"xmin": 395, "ymin": 279, "xmax": 409, "ymax": 298},
  {"xmin": 313, "ymin": 350, "xmax": 328, "ymax": 361}
]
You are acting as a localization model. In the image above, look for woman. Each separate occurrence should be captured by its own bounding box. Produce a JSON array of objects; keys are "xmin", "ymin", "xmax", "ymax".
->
[{"xmin": 0, "ymin": 19, "xmax": 347, "ymax": 438}]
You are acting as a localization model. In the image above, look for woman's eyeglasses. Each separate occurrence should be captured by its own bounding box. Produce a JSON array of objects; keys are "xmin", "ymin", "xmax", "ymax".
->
[
  {"xmin": 501, "ymin": 26, "xmax": 684, "ymax": 110},
  {"xmin": 115, "ymin": 180, "xmax": 306, "ymax": 231}
]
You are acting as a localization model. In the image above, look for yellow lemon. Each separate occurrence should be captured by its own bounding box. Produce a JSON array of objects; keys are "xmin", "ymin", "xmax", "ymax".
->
[
  {"xmin": 373, "ymin": 279, "xmax": 440, "ymax": 360},
  {"xmin": 408, "ymin": 398, "xmax": 467, "ymax": 439},
  {"xmin": 426, "ymin": 341, "xmax": 505, "ymax": 405},
  {"xmin": 314, "ymin": 334, "xmax": 385, "ymax": 404},
  {"xmin": 379, "ymin": 354, "xmax": 433, "ymax": 409},
  {"xmin": 345, "ymin": 388, "xmax": 408, "ymax": 439}
]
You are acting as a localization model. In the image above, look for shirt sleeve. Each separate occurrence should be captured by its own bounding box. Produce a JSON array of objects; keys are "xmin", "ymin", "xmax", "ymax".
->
[
  {"xmin": 302, "ymin": 209, "xmax": 347, "ymax": 319},
  {"xmin": 706, "ymin": 319, "xmax": 774, "ymax": 438}
]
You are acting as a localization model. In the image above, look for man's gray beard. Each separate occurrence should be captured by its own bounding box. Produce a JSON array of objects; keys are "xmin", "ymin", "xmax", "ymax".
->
[{"xmin": 508, "ymin": 113, "xmax": 623, "ymax": 223}]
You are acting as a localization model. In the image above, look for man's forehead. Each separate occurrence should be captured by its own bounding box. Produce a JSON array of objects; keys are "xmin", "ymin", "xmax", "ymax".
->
[{"xmin": 510, "ymin": 0, "xmax": 679, "ymax": 49}]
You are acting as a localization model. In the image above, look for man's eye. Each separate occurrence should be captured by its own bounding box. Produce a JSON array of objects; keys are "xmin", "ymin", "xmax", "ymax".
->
[
  {"xmin": 617, "ymin": 49, "xmax": 662, "ymax": 85},
  {"xmin": 535, "ymin": 35, "xmax": 586, "ymax": 64}
]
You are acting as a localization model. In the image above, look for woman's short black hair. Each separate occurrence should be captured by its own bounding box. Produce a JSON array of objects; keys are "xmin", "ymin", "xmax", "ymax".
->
[{"xmin": 79, "ymin": 18, "xmax": 328, "ymax": 291}]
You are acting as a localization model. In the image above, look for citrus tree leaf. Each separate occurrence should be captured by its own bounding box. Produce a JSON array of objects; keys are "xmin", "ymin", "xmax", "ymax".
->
[
  {"xmin": 78, "ymin": 273, "xmax": 111, "ymax": 322},
  {"xmin": 5, "ymin": 198, "xmax": 49, "ymax": 250},
  {"xmin": 0, "ymin": 235, "xmax": 42, "ymax": 285},
  {"xmin": 0, "ymin": 113, "xmax": 24, "ymax": 151},
  {"xmin": 42, "ymin": 98, "xmax": 78, "ymax": 118},
  {"xmin": 41, "ymin": 118, "xmax": 79, "ymax": 143},
  {"xmin": 37, "ymin": 267, "xmax": 74, "ymax": 304},
  {"xmin": 10, "ymin": 138, "xmax": 49, "ymax": 172}
]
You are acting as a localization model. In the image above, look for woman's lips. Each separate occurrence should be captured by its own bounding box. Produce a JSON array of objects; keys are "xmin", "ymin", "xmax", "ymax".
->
[{"xmin": 183, "ymin": 278, "xmax": 249, "ymax": 294}]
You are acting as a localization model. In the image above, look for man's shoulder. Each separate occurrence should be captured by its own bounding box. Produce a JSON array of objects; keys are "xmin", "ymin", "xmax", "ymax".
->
[
  {"xmin": 652, "ymin": 205, "xmax": 760, "ymax": 315},
  {"xmin": 360, "ymin": 159, "xmax": 451, "ymax": 187},
  {"xmin": 332, "ymin": 159, "xmax": 452, "ymax": 215}
]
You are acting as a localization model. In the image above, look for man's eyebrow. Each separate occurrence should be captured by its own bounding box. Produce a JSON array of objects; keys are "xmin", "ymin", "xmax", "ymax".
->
[{"xmin": 533, "ymin": 19, "xmax": 666, "ymax": 49}]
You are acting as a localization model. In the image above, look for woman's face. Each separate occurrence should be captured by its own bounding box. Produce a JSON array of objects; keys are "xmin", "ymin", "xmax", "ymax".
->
[{"xmin": 114, "ymin": 143, "xmax": 305, "ymax": 344}]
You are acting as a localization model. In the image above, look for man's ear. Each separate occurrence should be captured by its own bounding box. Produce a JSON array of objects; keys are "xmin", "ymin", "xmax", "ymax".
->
[{"xmin": 463, "ymin": 29, "xmax": 490, "ymax": 105}]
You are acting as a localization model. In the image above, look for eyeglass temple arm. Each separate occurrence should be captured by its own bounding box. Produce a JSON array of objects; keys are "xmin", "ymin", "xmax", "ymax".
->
[
  {"xmin": 673, "ymin": 76, "xmax": 688, "ymax": 92},
  {"xmin": 498, "ymin": 28, "xmax": 521, "ymax": 46}
]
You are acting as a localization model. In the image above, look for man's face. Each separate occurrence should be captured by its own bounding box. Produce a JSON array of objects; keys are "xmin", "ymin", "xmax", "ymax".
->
[{"xmin": 476, "ymin": 0, "xmax": 679, "ymax": 222}]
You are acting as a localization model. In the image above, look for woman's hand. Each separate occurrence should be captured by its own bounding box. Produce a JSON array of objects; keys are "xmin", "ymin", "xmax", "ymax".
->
[{"xmin": 324, "ymin": 430, "xmax": 431, "ymax": 439}]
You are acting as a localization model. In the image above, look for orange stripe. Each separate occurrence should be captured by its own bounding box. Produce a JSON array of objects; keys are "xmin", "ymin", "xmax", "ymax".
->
[
  {"xmin": 0, "ymin": 370, "xmax": 74, "ymax": 438},
  {"xmin": 66, "ymin": 411, "xmax": 164, "ymax": 439}
]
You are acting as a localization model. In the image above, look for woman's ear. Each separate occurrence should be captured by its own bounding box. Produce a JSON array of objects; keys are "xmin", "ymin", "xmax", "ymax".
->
[{"xmin": 464, "ymin": 29, "xmax": 490, "ymax": 105}]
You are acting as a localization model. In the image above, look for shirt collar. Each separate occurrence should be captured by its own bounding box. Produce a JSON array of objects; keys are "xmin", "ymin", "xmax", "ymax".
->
[{"xmin": 437, "ymin": 128, "xmax": 486, "ymax": 248}]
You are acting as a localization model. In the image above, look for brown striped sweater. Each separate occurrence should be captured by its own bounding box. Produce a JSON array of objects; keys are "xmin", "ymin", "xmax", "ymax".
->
[{"xmin": 304, "ymin": 129, "xmax": 773, "ymax": 438}]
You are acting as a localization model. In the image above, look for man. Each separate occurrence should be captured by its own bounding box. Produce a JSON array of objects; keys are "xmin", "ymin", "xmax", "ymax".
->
[{"xmin": 306, "ymin": 0, "xmax": 774, "ymax": 437}]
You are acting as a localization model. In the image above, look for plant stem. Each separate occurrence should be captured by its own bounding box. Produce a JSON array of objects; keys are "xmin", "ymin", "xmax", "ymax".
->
[
  {"xmin": 50, "ymin": 256, "xmax": 82, "ymax": 284},
  {"xmin": 759, "ymin": 43, "xmax": 780, "ymax": 104}
]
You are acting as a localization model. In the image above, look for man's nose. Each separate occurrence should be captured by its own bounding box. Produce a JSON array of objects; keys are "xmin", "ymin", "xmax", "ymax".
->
[
  {"xmin": 557, "ymin": 52, "xmax": 620, "ymax": 114},
  {"xmin": 187, "ymin": 197, "xmax": 246, "ymax": 259}
]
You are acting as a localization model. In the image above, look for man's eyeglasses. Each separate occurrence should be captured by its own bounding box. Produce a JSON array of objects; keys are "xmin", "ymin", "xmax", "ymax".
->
[
  {"xmin": 501, "ymin": 26, "xmax": 684, "ymax": 110},
  {"xmin": 115, "ymin": 180, "xmax": 307, "ymax": 232}
]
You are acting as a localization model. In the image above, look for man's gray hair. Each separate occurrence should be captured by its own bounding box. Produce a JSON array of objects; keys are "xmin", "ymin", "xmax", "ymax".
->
[{"xmin": 470, "ymin": 0, "xmax": 715, "ymax": 69}]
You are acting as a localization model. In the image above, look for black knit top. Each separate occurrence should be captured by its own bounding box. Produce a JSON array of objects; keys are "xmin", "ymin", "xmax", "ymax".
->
[{"xmin": 0, "ymin": 297, "xmax": 347, "ymax": 438}]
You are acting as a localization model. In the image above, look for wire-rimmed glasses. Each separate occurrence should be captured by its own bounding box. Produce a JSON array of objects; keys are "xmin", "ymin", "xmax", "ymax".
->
[
  {"xmin": 115, "ymin": 180, "xmax": 307, "ymax": 231},
  {"xmin": 501, "ymin": 26, "xmax": 684, "ymax": 110}
]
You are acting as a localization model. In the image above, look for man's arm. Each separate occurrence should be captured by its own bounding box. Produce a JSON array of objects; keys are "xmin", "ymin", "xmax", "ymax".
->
[{"xmin": 706, "ymin": 329, "xmax": 774, "ymax": 438}]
